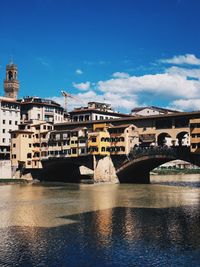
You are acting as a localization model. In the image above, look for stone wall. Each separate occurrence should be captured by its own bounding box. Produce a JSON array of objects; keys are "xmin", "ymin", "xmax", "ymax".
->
[{"xmin": 0, "ymin": 160, "xmax": 12, "ymax": 178}]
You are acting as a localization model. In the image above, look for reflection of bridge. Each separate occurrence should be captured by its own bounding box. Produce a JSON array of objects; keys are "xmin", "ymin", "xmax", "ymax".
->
[{"xmin": 41, "ymin": 146, "xmax": 200, "ymax": 184}]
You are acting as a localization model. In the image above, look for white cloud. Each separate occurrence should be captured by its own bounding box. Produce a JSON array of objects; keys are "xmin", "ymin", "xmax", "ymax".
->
[
  {"xmin": 97, "ymin": 73, "xmax": 200, "ymax": 99},
  {"xmin": 169, "ymin": 99, "xmax": 200, "ymax": 111},
  {"xmin": 112, "ymin": 72, "xmax": 130, "ymax": 78},
  {"xmin": 48, "ymin": 90, "xmax": 138, "ymax": 113},
  {"xmin": 72, "ymin": 81, "xmax": 91, "ymax": 91},
  {"xmin": 160, "ymin": 54, "xmax": 200, "ymax": 65},
  {"xmin": 49, "ymin": 54, "xmax": 200, "ymax": 113},
  {"xmin": 166, "ymin": 66, "xmax": 200, "ymax": 79},
  {"xmin": 75, "ymin": 69, "xmax": 83, "ymax": 75},
  {"xmin": 37, "ymin": 57, "xmax": 50, "ymax": 67}
]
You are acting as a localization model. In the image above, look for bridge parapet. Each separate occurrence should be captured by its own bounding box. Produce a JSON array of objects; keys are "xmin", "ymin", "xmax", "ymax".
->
[
  {"xmin": 129, "ymin": 146, "xmax": 179, "ymax": 160},
  {"xmin": 116, "ymin": 146, "xmax": 192, "ymax": 183}
]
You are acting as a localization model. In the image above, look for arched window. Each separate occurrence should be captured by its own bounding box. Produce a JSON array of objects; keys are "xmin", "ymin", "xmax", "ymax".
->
[{"xmin": 8, "ymin": 71, "xmax": 13, "ymax": 80}]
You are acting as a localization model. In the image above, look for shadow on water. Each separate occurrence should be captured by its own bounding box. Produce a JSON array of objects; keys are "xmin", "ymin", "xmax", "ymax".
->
[{"xmin": 0, "ymin": 206, "xmax": 200, "ymax": 267}]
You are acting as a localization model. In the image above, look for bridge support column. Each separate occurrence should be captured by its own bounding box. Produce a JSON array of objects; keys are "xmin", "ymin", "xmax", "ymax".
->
[{"xmin": 93, "ymin": 155, "xmax": 119, "ymax": 184}]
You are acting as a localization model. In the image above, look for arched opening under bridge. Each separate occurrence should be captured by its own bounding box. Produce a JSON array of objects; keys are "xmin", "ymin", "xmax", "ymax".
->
[
  {"xmin": 41, "ymin": 160, "xmax": 82, "ymax": 182},
  {"xmin": 116, "ymin": 149, "xmax": 200, "ymax": 183}
]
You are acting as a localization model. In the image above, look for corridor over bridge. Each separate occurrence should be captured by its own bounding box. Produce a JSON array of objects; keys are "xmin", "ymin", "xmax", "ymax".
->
[{"xmin": 41, "ymin": 110, "xmax": 200, "ymax": 183}]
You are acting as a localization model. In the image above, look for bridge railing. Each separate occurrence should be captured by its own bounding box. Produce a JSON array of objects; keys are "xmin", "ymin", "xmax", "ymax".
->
[{"xmin": 128, "ymin": 146, "xmax": 188, "ymax": 160}]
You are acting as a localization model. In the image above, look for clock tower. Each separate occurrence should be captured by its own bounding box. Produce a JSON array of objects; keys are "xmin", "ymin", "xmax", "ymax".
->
[{"xmin": 4, "ymin": 62, "xmax": 19, "ymax": 99}]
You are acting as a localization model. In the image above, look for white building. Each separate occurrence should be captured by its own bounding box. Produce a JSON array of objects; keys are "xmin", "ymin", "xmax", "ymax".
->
[
  {"xmin": 69, "ymin": 101, "xmax": 130, "ymax": 122},
  {"xmin": 131, "ymin": 106, "xmax": 179, "ymax": 116},
  {"xmin": 19, "ymin": 96, "xmax": 65, "ymax": 123},
  {"xmin": 0, "ymin": 97, "xmax": 21, "ymax": 159}
]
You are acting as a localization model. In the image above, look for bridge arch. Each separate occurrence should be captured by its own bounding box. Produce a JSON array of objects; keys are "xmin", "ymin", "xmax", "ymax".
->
[
  {"xmin": 157, "ymin": 133, "xmax": 172, "ymax": 147},
  {"xmin": 41, "ymin": 156, "xmax": 93, "ymax": 182},
  {"xmin": 42, "ymin": 160, "xmax": 81, "ymax": 182},
  {"xmin": 176, "ymin": 131, "xmax": 189, "ymax": 146},
  {"xmin": 116, "ymin": 147, "xmax": 200, "ymax": 183}
]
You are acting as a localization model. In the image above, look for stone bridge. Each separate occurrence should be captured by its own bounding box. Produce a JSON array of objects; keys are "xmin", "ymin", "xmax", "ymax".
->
[
  {"xmin": 114, "ymin": 147, "xmax": 200, "ymax": 183},
  {"xmin": 41, "ymin": 146, "xmax": 200, "ymax": 183}
]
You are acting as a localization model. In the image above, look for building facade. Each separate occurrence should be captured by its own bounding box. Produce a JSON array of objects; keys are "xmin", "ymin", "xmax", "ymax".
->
[
  {"xmin": 19, "ymin": 97, "xmax": 64, "ymax": 124},
  {"xmin": 10, "ymin": 120, "xmax": 53, "ymax": 169},
  {"xmin": 48, "ymin": 127, "xmax": 88, "ymax": 158},
  {"xmin": 69, "ymin": 102, "xmax": 131, "ymax": 122},
  {"xmin": 88, "ymin": 123, "xmax": 139, "ymax": 156},
  {"xmin": 0, "ymin": 97, "xmax": 21, "ymax": 159},
  {"xmin": 190, "ymin": 118, "xmax": 200, "ymax": 153},
  {"xmin": 131, "ymin": 106, "xmax": 179, "ymax": 116}
]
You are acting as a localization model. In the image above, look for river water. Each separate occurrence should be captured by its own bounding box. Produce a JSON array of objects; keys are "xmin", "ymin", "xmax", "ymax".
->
[{"xmin": 0, "ymin": 174, "xmax": 200, "ymax": 267}]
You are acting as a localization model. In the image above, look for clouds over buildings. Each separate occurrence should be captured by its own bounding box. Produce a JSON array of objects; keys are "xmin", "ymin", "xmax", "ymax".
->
[
  {"xmin": 72, "ymin": 81, "xmax": 91, "ymax": 91},
  {"xmin": 51, "ymin": 54, "xmax": 200, "ymax": 112}
]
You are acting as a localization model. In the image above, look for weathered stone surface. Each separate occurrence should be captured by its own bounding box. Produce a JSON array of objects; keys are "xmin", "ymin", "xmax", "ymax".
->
[
  {"xmin": 0, "ymin": 160, "xmax": 12, "ymax": 178},
  {"xmin": 79, "ymin": 166, "xmax": 94, "ymax": 175},
  {"xmin": 93, "ymin": 156, "xmax": 119, "ymax": 184}
]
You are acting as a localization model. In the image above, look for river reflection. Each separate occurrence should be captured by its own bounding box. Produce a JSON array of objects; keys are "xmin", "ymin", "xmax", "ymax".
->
[{"xmin": 0, "ymin": 175, "xmax": 200, "ymax": 266}]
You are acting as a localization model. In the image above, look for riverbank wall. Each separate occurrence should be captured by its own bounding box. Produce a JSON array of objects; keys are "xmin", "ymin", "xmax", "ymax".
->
[{"xmin": 0, "ymin": 160, "xmax": 11, "ymax": 179}]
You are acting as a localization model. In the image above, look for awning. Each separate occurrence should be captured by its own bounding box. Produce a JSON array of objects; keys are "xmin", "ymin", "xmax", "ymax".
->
[{"xmin": 139, "ymin": 134, "xmax": 156, "ymax": 143}]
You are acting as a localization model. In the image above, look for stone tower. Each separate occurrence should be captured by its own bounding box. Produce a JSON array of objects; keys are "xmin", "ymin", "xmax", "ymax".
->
[{"xmin": 4, "ymin": 62, "xmax": 19, "ymax": 99}]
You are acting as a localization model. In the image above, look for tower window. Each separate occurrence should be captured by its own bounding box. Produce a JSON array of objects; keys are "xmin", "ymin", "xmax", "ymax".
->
[{"xmin": 8, "ymin": 71, "xmax": 13, "ymax": 80}]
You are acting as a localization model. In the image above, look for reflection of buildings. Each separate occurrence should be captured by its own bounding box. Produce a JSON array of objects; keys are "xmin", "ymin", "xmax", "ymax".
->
[{"xmin": 88, "ymin": 185, "xmax": 118, "ymax": 246}]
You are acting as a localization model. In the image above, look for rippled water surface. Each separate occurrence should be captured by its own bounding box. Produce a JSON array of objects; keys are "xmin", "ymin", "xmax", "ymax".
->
[{"xmin": 0, "ymin": 174, "xmax": 200, "ymax": 266}]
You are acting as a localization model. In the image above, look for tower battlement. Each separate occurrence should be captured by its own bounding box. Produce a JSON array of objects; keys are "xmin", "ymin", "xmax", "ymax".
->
[{"xmin": 4, "ymin": 62, "xmax": 19, "ymax": 99}]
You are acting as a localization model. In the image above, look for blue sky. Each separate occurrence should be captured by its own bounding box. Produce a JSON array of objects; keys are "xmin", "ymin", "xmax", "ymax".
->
[{"xmin": 1, "ymin": 0, "xmax": 200, "ymax": 112}]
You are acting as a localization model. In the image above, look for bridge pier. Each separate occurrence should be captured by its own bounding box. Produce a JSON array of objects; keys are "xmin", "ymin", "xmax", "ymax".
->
[{"xmin": 93, "ymin": 155, "xmax": 119, "ymax": 184}]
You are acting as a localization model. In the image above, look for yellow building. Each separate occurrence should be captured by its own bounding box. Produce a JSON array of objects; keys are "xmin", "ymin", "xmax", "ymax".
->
[
  {"xmin": 108, "ymin": 124, "xmax": 139, "ymax": 155},
  {"xmin": 48, "ymin": 127, "xmax": 88, "ymax": 158},
  {"xmin": 88, "ymin": 123, "xmax": 139, "ymax": 156},
  {"xmin": 11, "ymin": 120, "xmax": 53, "ymax": 169},
  {"xmin": 88, "ymin": 123, "xmax": 110, "ymax": 155},
  {"xmin": 190, "ymin": 118, "xmax": 200, "ymax": 153}
]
